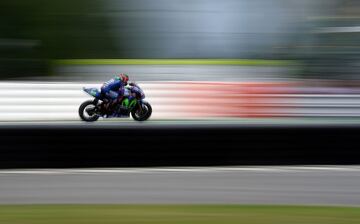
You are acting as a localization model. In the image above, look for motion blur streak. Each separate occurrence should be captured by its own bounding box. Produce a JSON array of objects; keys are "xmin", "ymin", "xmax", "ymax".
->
[
  {"xmin": 1, "ymin": 166, "xmax": 360, "ymax": 204},
  {"xmin": 2, "ymin": 81, "xmax": 360, "ymax": 121}
]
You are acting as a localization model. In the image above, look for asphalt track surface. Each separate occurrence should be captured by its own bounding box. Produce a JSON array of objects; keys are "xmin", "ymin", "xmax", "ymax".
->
[{"xmin": 0, "ymin": 166, "xmax": 360, "ymax": 205}]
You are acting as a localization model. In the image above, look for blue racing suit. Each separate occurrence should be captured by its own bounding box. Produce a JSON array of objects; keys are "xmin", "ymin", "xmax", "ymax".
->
[{"xmin": 100, "ymin": 76, "xmax": 126, "ymax": 101}]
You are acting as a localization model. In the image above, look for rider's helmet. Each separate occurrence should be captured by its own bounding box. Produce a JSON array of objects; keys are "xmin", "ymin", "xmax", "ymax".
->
[{"xmin": 118, "ymin": 73, "xmax": 129, "ymax": 85}]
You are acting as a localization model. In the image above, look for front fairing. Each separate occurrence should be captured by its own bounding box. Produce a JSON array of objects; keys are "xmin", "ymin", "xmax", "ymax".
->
[{"xmin": 127, "ymin": 85, "xmax": 145, "ymax": 99}]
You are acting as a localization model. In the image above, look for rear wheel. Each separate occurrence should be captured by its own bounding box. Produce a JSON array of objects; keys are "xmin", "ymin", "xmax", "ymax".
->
[
  {"xmin": 131, "ymin": 102, "xmax": 152, "ymax": 121},
  {"xmin": 79, "ymin": 100, "xmax": 100, "ymax": 122}
]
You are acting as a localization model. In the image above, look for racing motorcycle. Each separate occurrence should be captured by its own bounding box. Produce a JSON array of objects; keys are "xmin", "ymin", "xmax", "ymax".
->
[{"xmin": 79, "ymin": 83, "xmax": 152, "ymax": 122}]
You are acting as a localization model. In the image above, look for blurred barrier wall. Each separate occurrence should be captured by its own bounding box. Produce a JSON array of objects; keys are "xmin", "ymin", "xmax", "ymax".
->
[
  {"xmin": 1, "ymin": 81, "xmax": 360, "ymax": 121},
  {"xmin": 0, "ymin": 125, "xmax": 360, "ymax": 168}
]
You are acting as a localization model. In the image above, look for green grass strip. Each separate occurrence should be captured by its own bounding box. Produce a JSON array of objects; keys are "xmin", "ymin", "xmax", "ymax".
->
[
  {"xmin": 0, "ymin": 205, "xmax": 359, "ymax": 224},
  {"xmin": 54, "ymin": 59, "xmax": 292, "ymax": 66}
]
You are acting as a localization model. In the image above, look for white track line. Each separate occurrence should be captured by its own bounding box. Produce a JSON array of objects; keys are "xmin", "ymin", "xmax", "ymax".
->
[{"xmin": 0, "ymin": 166, "xmax": 360, "ymax": 175}]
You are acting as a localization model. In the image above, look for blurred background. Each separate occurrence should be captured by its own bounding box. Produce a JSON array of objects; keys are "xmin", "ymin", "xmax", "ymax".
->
[
  {"xmin": 1, "ymin": 1, "xmax": 360, "ymax": 223},
  {"xmin": 1, "ymin": 0, "xmax": 360, "ymax": 121},
  {"xmin": 1, "ymin": 0, "xmax": 360, "ymax": 79}
]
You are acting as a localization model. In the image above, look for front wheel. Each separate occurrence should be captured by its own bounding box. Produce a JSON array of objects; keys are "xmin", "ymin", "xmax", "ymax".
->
[
  {"xmin": 79, "ymin": 100, "xmax": 100, "ymax": 122},
  {"xmin": 131, "ymin": 102, "xmax": 152, "ymax": 121}
]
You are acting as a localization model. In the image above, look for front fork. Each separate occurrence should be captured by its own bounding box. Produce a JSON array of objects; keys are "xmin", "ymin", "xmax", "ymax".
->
[
  {"xmin": 137, "ymin": 100, "xmax": 143, "ymax": 113},
  {"xmin": 136, "ymin": 100, "xmax": 148, "ymax": 114}
]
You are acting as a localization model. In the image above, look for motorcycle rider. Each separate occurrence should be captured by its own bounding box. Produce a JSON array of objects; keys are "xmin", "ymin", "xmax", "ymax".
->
[{"xmin": 100, "ymin": 73, "xmax": 129, "ymax": 115}]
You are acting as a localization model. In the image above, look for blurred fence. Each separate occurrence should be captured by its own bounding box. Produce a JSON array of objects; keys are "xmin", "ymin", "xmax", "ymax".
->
[{"xmin": 1, "ymin": 82, "xmax": 360, "ymax": 121}]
